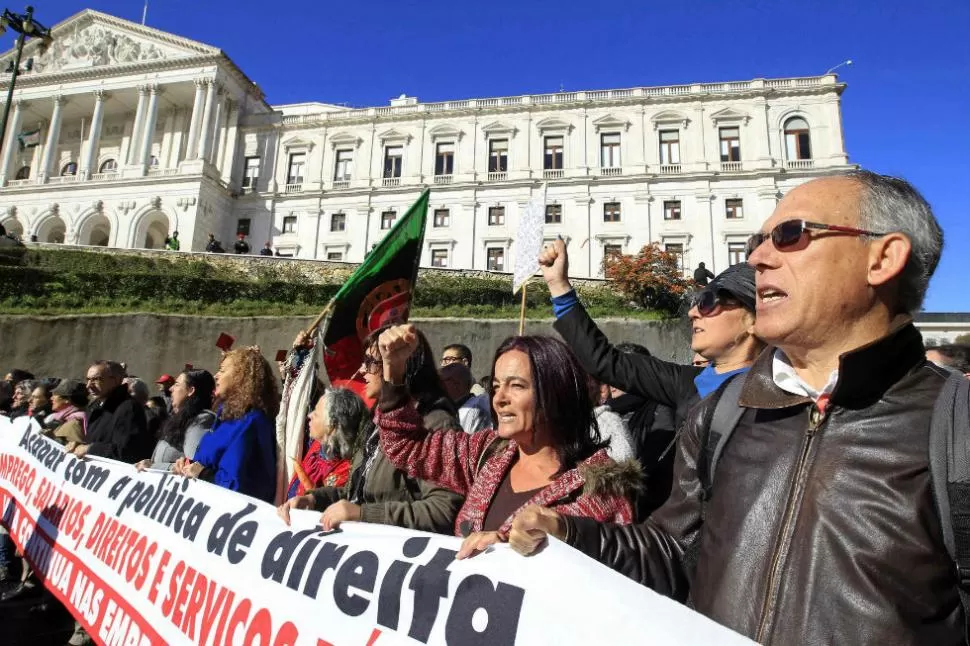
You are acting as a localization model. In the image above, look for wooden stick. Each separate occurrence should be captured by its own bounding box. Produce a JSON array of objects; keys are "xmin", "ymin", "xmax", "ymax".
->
[
  {"xmin": 518, "ymin": 281, "xmax": 527, "ymax": 336},
  {"xmin": 291, "ymin": 456, "xmax": 314, "ymax": 491},
  {"xmin": 305, "ymin": 298, "xmax": 336, "ymax": 337}
]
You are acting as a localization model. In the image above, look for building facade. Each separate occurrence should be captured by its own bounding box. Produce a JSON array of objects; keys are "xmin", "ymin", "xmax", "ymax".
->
[{"xmin": 0, "ymin": 9, "xmax": 854, "ymax": 277}]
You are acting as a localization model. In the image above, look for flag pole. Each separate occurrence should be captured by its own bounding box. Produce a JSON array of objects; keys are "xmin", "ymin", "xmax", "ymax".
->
[
  {"xmin": 518, "ymin": 281, "xmax": 527, "ymax": 336},
  {"xmin": 305, "ymin": 298, "xmax": 335, "ymax": 337}
]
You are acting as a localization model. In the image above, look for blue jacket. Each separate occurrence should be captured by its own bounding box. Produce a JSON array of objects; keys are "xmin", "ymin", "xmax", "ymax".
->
[{"xmin": 193, "ymin": 408, "xmax": 276, "ymax": 503}]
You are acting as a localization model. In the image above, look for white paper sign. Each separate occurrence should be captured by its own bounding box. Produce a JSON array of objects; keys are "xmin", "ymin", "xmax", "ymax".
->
[{"xmin": 512, "ymin": 186, "xmax": 546, "ymax": 294}]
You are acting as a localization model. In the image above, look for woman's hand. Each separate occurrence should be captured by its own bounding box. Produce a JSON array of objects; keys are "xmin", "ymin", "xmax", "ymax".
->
[
  {"xmin": 320, "ymin": 500, "xmax": 361, "ymax": 531},
  {"xmin": 172, "ymin": 456, "xmax": 190, "ymax": 475},
  {"xmin": 537, "ymin": 237, "xmax": 573, "ymax": 297},
  {"xmin": 378, "ymin": 324, "xmax": 419, "ymax": 384},
  {"xmin": 456, "ymin": 530, "xmax": 507, "ymax": 560},
  {"xmin": 293, "ymin": 330, "xmax": 314, "ymax": 349},
  {"xmin": 63, "ymin": 441, "xmax": 77, "ymax": 453},
  {"xmin": 508, "ymin": 505, "xmax": 567, "ymax": 556},
  {"xmin": 71, "ymin": 444, "xmax": 90, "ymax": 458},
  {"xmin": 174, "ymin": 458, "xmax": 204, "ymax": 479},
  {"xmin": 134, "ymin": 459, "xmax": 151, "ymax": 472},
  {"xmin": 277, "ymin": 494, "xmax": 314, "ymax": 526}
]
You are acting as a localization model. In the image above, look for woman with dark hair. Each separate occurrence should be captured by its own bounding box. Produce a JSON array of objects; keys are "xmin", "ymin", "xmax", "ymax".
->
[
  {"xmin": 285, "ymin": 387, "xmax": 367, "ymax": 499},
  {"xmin": 175, "ymin": 347, "xmax": 279, "ymax": 503},
  {"xmin": 278, "ymin": 324, "xmax": 463, "ymax": 534},
  {"xmin": 374, "ymin": 325, "xmax": 639, "ymax": 559},
  {"xmin": 136, "ymin": 370, "xmax": 215, "ymax": 472}
]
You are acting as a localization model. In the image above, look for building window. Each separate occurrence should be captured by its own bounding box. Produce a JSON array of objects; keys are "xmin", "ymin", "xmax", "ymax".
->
[
  {"xmin": 784, "ymin": 117, "xmax": 812, "ymax": 160},
  {"xmin": 725, "ymin": 198, "xmax": 743, "ymax": 219},
  {"xmin": 383, "ymin": 145, "xmax": 403, "ymax": 178},
  {"xmin": 486, "ymin": 247, "xmax": 505, "ymax": 271},
  {"xmin": 14, "ymin": 165, "xmax": 30, "ymax": 179},
  {"xmin": 327, "ymin": 251, "xmax": 344, "ymax": 261},
  {"xmin": 287, "ymin": 152, "xmax": 305, "ymax": 185},
  {"xmin": 381, "ymin": 210, "xmax": 396, "ymax": 230},
  {"xmin": 728, "ymin": 242, "xmax": 746, "ymax": 266},
  {"xmin": 60, "ymin": 161, "xmax": 77, "ymax": 176},
  {"xmin": 431, "ymin": 249, "xmax": 449, "ymax": 268},
  {"xmin": 242, "ymin": 156, "xmax": 260, "ymax": 188},
  {"xmin": 663, "ymin": 200, "xmax": 682, "ymax": 220},
  {"xmin": 659, "ymin": 130, "xmax": 680, "ymax": 165},
  {"xmin": 282, "ymin": 215, "xmax": 297, "ymax": 234},
  {"xmin": 545, "ymin": 204, "xmax": 562, "ymax": 224},
  {"xmin": 434, "ymin": 142, "xmax": 454, "ymax": 176},
  {"xmin": 600, "ymin": 133, "xmax": 621, "ymax": 168},
  {"xmin": 719, "ymin": 127, "xmax": 740, "ymax": 162},
  {"xmin": 488, "ymin": 206, "xmax": 505, "ymax": 226},
  {"xmin": 604, "ymin": 244, "xmax": 622, "ymax": 260},
  {"xmin": 665, "ymin": 243, "xmax": 685, "ymax": 270},
  {"xmin": 543, "ymin": 136, "xmax": 563, "ymax": 170},
  {"xmin": 433, "ymin": 208, "xmax": 450, "ymax": 228},
  {"xmin": 149, "ymin": 155, "xmax": 159, "ymax": 168},
  {"xmin": 488, "ymin": 139, "xmax": 508, "ymax": 172},
  {"xmin": 603, "ymin": 202, "xmax": 621, "ymax": 223},
  {"xmin": 334, "ymin": 149, "xmax": 353, "ymax": 181},
  {"xmin": 236, "ymin": 218, "xmax": 251, "ymax": 236},
  {"xmin": 331, "ymin": 213, "xmax": 346, "ymax": 232},
  {"xmin": 98, "ymin": 159, "xmax": 117, "ymax": 173}
]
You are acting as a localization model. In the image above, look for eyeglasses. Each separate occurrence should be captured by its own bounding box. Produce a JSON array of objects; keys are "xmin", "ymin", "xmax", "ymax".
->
[
  {"xmin": 360, "ymin": 357, "xmax": 383, "ymax": 374},
  {"xmin": 440, "ymin": 355, "xmax": 466, "ymax": 366},
  {"xmin": 691, "ymin": 289, "xmax": 740, "ymax": 317},
  {"xmin": 746, "ymin": 219, "xmax": 888, "ymax": 259}
]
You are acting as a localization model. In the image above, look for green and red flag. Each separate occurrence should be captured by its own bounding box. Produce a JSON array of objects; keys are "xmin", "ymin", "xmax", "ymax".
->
[
  {"xmin": 321, "ymin": 188, "xmax": 429, "ymax": 395},
  {"xmin": 274, "ymin": 189, "xmax": 429, "ymax": 503}
]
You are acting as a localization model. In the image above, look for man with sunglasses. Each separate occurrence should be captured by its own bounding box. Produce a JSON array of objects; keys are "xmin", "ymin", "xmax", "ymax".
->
[{"xmin": 514, "ymin": 171, "xmax": 960, "ymax": 645}]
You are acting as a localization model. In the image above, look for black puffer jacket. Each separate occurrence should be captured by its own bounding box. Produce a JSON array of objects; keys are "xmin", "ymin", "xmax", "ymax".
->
[
  {"xmin": 85, "ymin": 385, "xmax": 152, "ymax": 463},
  {"xmin": 564, "ymin": 320, "xmax": 964, "ymax": 645}
]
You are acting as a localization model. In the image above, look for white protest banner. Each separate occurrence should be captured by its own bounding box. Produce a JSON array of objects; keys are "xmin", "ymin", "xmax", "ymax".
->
[
  {"xmin": 0, "ymin": 416, "xmax": 754, "ymax": 645},
  {"xmin": 512, "ymin": 185, "xmax": 546, "ymax": 295}
]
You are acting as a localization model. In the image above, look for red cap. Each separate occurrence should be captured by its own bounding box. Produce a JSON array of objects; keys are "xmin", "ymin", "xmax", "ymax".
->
[{"xmin": 155, "ymin": 374, "xmax": 175, "ymax": 385}]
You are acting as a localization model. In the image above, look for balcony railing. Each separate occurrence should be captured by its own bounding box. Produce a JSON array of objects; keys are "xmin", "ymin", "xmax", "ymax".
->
[
  {"xmin": 659, "ymin": 164, "xmax": 682, "ymax": 174},
  {"xmin": 600, "ymin": 167, "xmax": 622, "ymax": 177},
  {"xmin": 283, "ymin": 183, "xmax": 303, "ymax": 194},
  {"xmin": 91, "ymin": 171, "xmax": 118, "ymax": 181},
  {"xmin": 543, "ymin": 169, "xmax": 564, "ymax": 179},
  {"xmin": 486, "ymin": 171, "xmax": 507, "ymax": 182},
  {"xmin": 433, "ymin": 174, "xmax": 453, "ymax": 185},
  {"xmin": 147, "ymin": 167, "xmax": 179, "ymax": 177},
  {"xmin": 382, "ymin": 177, "xmax": 401, "ymax": 187},
  {"xmin": 7, "ymin": 178, "xmax": 32, "ymax": 187},
  {"xmin": 786, "ymin": 159, "xmax": 815, "ymax": 170},
  {"xmin": 47, "ymin": 175, "xmax": 79, "ymax": 184},
  {"xmin": 719, "ymin": 161, "xmax": 742, "ymax": 172},
  {"xmin": 332, "ymin": 179, "xmax": 350, "ymax": 189}
]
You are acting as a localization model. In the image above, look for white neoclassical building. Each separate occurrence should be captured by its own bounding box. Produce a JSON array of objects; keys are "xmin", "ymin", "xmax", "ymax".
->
[{"xmin": 0, "ymin": 9, "xmax": 855, "ymax": 277}]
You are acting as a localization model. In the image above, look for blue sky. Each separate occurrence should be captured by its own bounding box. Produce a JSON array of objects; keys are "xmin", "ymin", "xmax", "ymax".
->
[{"xmin": 9, "ymin": 0, "xmax": 970, "ymax": 311}]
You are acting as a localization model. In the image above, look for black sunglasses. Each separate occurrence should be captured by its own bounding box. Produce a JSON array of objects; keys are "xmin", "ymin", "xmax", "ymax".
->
[
  {"xmin": 746, "ymin": 219, "xmax": 888, "ymax": 258},
  {"xmin": 691, "ymin": 290, "xmax": 739, "ymax": 317}
]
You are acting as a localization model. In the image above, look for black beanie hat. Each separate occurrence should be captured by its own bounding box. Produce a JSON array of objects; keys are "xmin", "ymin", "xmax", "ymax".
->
[{"xmin": 706, "ymin": 262, "xmax": 756, "ymax": 312}]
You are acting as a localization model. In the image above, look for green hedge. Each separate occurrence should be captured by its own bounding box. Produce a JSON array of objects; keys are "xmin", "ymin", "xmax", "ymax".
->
[{"xmin": 0, "ymin": 247, "xmax": 650, "ymax": 317}]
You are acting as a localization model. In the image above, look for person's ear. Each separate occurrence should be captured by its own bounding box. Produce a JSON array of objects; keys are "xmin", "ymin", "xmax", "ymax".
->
[{"xmin": 867, "ymin": 232, "xmax": 910, "ymax": 288}]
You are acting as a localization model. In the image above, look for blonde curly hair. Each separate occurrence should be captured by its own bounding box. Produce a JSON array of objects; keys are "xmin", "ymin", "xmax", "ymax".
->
[{"xmin": 218, "ymin": 347, "xmax": 281, "ymax": 421}]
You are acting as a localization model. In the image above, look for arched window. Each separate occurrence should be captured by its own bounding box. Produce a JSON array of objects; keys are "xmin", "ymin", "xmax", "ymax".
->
[
  {"xmin": 99, "ymin": 159, "xmax": 118, "ymax": 173},
  {"xmin": 61, "ymin": 161, "xmax": 78, "ymax": 176},
  {"xmin": 784, "ymin": 117, "xmax": 812, "ymax": 160},
  {"xmin": 149, "ymin": 155, "xmax": 159, "ymax": 167},
  {"xmin": 14, "ymin": 166, "xmax": 30, "ymax": 180}
]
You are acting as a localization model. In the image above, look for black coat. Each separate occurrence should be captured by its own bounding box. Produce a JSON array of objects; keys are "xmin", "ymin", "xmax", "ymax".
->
[
  {"xmin": 85, "ymin": 386, "xmax": 152, "ymax": 463},
  {"xmin": 553, "ymin": 301, "xmax": 703, "ymax": 430}
]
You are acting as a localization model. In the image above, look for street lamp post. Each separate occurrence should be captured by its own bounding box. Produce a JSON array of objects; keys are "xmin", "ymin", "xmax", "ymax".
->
[{"xmin": 0, "ymin": 6, "xmax": 52, "ymax": 157}]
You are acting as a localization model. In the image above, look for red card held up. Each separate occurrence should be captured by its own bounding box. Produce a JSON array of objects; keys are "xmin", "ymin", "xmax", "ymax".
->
[{"xmin": 216, "ymin": 333, "xmax": 235, "ymax": 351}]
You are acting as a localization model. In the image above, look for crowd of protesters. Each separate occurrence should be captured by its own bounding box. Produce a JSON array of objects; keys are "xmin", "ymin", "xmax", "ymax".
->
[{"xmin": 2, "ymin": 169, "xmax": 970, "ymax": 645}]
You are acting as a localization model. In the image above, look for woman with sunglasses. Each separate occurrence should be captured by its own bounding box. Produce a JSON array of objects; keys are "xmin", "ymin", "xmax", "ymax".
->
[
  {"xmin": 539, "ymin": 240, "xmax": 763, "ymax": 508},
  {"xmin": 278, "ymin": 324, "xmax": 463, "ymax": 534}
]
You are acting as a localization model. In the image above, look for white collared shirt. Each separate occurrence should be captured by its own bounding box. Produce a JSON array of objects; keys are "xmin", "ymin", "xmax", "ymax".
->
[{"xmin": 772, "ymin": 349, "xmax": 839, "ymax": 401}]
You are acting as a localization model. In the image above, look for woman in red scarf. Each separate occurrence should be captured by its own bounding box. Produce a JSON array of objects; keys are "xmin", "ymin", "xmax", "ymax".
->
[{"xmin": 286, "ymin": 387, "xmax": 367, "ymax": 499}]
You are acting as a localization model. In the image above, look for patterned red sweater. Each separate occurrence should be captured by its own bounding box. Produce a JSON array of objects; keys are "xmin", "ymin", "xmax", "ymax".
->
[{"xmin": 377, "ymin": 386, "xmax": 637, "ymax": 536}]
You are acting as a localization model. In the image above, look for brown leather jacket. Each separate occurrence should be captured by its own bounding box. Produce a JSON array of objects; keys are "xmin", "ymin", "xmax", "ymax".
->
[{"xmin": 564, "ymin": 320, "xmax": 965, "ymax": 645}]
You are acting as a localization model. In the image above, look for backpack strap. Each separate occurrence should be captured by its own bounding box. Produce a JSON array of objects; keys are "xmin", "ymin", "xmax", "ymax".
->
[
  {"xmin": 698, "ymin": 373, "xmax": 747, "ymax": 501},
  {"xmin": 929, "ymin": 371, "xmax": 970, "ymax": 632}
]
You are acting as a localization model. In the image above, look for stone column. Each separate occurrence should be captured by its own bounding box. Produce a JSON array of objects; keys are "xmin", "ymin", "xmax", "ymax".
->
[
  {"xmin": 0, "ymin": 100, "xmax": 25, "ymax": 183},
  {"xmin": 159, "ymin": 109, "xmax": 176, "ymax": 168},
  {"xmin": 81, "ymin": 90, "xmax": 107, "ymax": 179},
  {"xmin": 127, "ymin": 86, "xmax": 148, "ymax": 165},
  {"xmin": 197, "ymin": 80, "xmax": 217, "ymax": 160},
  {"xmin": 39, "ymin": 95, "xmax": 66, "ymax": 182},
  {"xmin": 206, "ymin": 90, "xmax": 224, "ymax": 164},
  {"xmin": 185, "ymin": 79, "xmax": 206, "ymax": 159},
  {"xmin": 139, "ymin": 85, "xmax": 160, "ymax": 169},
  {"xmin": 220, "ymin": 105, "xmax": 240, "ymax": 183}
]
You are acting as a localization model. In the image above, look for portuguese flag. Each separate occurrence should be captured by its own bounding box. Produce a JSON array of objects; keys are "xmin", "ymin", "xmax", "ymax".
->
[{"xmin": 321, "ymin": 189, "xmax": 429, "ymax": 395}]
